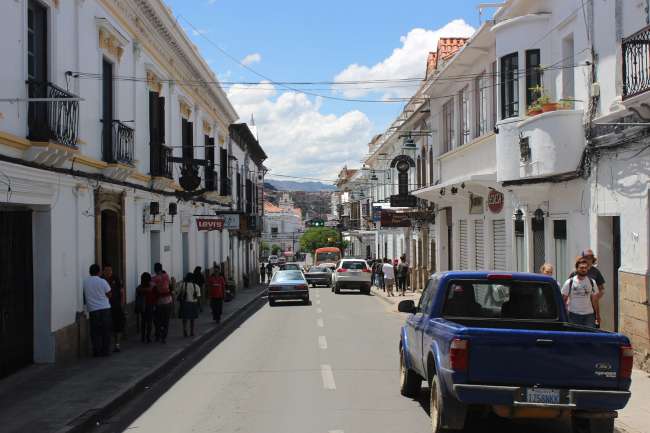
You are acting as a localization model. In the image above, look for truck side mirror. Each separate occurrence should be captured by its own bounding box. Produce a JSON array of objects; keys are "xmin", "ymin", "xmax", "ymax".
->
[{"xmin": 398, "ymin": 300, "xmax": 416, "ymax": 314}]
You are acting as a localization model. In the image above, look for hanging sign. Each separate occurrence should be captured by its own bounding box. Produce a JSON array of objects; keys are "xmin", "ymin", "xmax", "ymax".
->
[
  {"xmin": 197, "ymin": 218, "xmax": 224, "ymax": 231},
  {"xmin": 214, "ymin": 214, "xmax": 241, "ymax": 230},
  {"xmin": 380, "ymin": 211, "xmax": 411, "ymax": 228},
  {"xmin": 488, "ymin": 190, "xmax": 504, "ymax": 214}
]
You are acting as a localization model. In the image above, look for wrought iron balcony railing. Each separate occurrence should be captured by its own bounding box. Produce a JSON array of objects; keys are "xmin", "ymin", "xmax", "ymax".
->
[
  {"xmin": 623, "ymin": 24, "xmax": 650, "ymax": 99},
  {"xmin": 150, "ymin": 143, "xmax": 173, "ymax": 179},
  {"xmin": 107, "ymin": 120, "xmax": 135, "ymax": 165},
  {"xmin": 26, "ymin": 80, "xmax": 79, "ymax": 148},
  {"xmin": 220, "ymin": 176, "xmax": 232, "ymax": 197}
]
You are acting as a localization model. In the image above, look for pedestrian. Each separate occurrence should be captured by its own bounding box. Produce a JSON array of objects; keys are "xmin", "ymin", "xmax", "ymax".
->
[
  {"xmin": 208, "ymin": 267, "xmax": 226, "ymax": 323},
  {"xmin": 397, "ymin": 255, "xmax": 409, "ymax": 296},
  {"xmin": 561, "ymin": 256, "xmax": 599, "ymax": 327},
  {"xmin": 83, "ymin": 264, "xmax": 112, "ymax": 357},
  {"xmin": 383, "ymin": 258, "xmax": 395, "ymax": 297},
  {"xmin": 266, "ymin": 262, "xmax": 273, "ymax": 282},
  {"xmin": 136, "ymin": 272, "xmax": 155, "ymax": 343},
  {"xmin": 152, "ymin": 262, "xmax": 172, "ymax": 343},
  {"xmin": 370, "ymin": 259, "xmax": 377, "ymax": 288},
  {"xmin": 540, "ymin": 263, "xmax": 554, "ymax": 276},
  {"xmin": 376, "ymin": 259, "xmax": 385, "ymax": 292},
  {"xmin": 260, "ymin": 262, "xmax": 266, "ymax": 284},
  {"xmin": 193, "ymin": 266, "xmax": 205, "ymax": 310},
  {"xmin": 178, "ymin": 273, "xmax": 201, "ymax": 337},
  {"xmin": 102, "ymin": 264, "xmax": 125, "ymax": 353},
  {"xmin": 569, "ymin": 248, "xmax": 605, "ymax": 325}
]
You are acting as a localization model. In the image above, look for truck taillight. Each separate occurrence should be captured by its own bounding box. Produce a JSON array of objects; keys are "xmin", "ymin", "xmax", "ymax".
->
[
  {"xmin": 619, "ymin": 345, "xmax": 634, "ymax": 379},
  {"xmin": 296, "ymin": 284, "xmax": 308, "ymax": 290},
  {"xmin": 336, "ymin": 268, "xmax": 347, "ymax": 273},
  {"xmin": 450, "ymin": 339, "xmax": 469, "ymax": 372}
]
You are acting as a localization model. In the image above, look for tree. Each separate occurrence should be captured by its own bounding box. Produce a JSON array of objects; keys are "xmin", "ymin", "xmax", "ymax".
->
[
  {"xmin": 299, "ymin": 227, "xmax": 346, "ymax": 253},
  {"xmin": 260, "ymin": 240, "xmax": 270, "ymax": 254},
  {"xmin": 271, "ymin": 244, "xmax": 282, "ymax": 255}
]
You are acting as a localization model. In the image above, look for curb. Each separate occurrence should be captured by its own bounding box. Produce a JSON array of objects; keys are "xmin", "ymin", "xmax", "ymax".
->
[{"xmin": 60, "ymin": 287, "xmax": 267, "ymax": 433}]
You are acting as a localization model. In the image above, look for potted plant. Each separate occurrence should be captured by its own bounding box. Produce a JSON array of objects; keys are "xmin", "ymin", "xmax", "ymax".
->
[
  {"xmin": 530, "ymin": 84, "xmax": 558, "ymax": 112},
  {"xmin": 558, "ymin": 99, "xmax": 574, "ymax": 110},
  {"xmin": 527, "ymin": 101, "xmax": 543, "ymax": 116}
]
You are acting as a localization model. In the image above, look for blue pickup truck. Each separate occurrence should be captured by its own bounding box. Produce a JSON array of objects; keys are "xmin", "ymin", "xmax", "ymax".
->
[{"xmin": 398, "ymin": 272, "xmax": 633, "ymax": 433}]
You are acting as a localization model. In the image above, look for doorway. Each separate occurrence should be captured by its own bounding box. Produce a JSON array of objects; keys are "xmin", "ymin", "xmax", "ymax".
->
[
  {"xmin": 597, "ymin": 216, "xmax": 621, "ymax": 331},
  {"xmin": 101, "ymin": 210, "xmax": 121, "ymax": 274},
  {"xmin": 95, "ymin": 192, "xmax": 125, "ymax": 284},
  {"xmin": 446, "ymin": 208, "xmax": 453, "ymax": 270},
  {"xmin": 150, "ymin": 230, "xmax": 161, "ymax": 272},
  {"xmin": 0, "ymin": 210, "xmax": 34, "ymax": 379}
]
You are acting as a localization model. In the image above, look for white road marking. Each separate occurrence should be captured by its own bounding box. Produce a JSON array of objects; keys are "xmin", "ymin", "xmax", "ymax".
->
[
  {"xmin": 328, "ymin": 430, "xmax": 344, "ymax": 433},
  {"xmin": 318, "ymin": 335, "xmax": 328, "ymax": 350},
  {"xmin": 316, "ymin": 307, "xmax": 323, "ymax": 314},
  {"xmin": 317, "ymin": 318, "xmax": 324, "ymax": 328},
  {"xmin": 316, "ymin": 299, "xmax": 321, "ymax": 305},
  {"xmin": 321, "ymin": 364, "xmax": 336, "ymax": 390}
]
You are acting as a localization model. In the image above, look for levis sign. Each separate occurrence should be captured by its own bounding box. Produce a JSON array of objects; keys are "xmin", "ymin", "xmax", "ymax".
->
[{"xmin": 196, "ymin": 218, "xmax": 224, "ymax": 231}]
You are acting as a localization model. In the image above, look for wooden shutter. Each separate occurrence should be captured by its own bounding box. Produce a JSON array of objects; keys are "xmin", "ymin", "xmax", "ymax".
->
[
  {"xmin": 474, "ymin": 220, "xmax": 485, "ymax": 269},
  {"xmin": 492, "ymin": 219, "xmax": 506, "ymax": 270}
]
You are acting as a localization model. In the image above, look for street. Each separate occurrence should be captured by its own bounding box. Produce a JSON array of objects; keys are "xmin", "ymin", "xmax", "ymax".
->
[{"xmin": 121, "ymin": 287, "xmax": 589, "ymax": 433}]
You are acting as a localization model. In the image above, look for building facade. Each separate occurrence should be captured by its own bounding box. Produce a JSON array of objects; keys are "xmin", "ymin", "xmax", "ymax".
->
[
  {"xmin": 263, "ymin": 193, "xmax": 304, "ymax": 257},
  {"xmin": 0, "ymin": 0, "xmax": 265, "ymax": 378}
]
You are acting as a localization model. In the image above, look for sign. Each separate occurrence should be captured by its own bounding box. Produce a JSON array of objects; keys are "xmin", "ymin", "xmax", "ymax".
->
[
  {"xmin": 372, "ymin": 206, "xmax": 382, "ymax": 222},
  {"xmin": 197, "ymin": 218, "xmax": 224, "ymax": 231},
  {"xmin": 381, "ymin": 211, "xmax": 412, "ymax": 228},
  {"xmin": 405, "ymin": 210, "xmax": 435, "ymax": 224},
  {"xmin": 469, "ymin": 194, "xmax": 484, "ymax": 215},
  {"xmin": 488, "ymin": 190, "xmax": 504, "ymax": 214},
  {"xmin": 390, "ymin": 194, "xmax": 417, "ymax": 208},
  {"xmin": 214, "ymin": 214, "xmax": 241, "ymax": 230}
]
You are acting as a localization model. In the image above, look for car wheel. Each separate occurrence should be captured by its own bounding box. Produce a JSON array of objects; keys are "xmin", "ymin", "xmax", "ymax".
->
[
  {"xmin": 399, "ymin": 346, "xmax": 421, "ymax": 397},
  {"xmin": 430, "ymin": 374, "xmax": 449, "ymax": 433},
  {"xmin": 269, "ymin": 299, "xmax": 276, "ymax": 307},
  {"xmin": 572, "ymin": 417, "xmax": 614, "ymax": 433},
  {"xmin": 334, "ymin": 285, "xmax": 340, "ymax": 294},
  {"xmin": 304, "ymin": 297, "xmax": 310, "ymax": 305}
]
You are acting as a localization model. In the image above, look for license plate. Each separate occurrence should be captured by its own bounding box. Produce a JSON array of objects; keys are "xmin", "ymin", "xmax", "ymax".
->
[{"xmin": 526, "ymin": 388, "xmax": 560, "ymax": 404}]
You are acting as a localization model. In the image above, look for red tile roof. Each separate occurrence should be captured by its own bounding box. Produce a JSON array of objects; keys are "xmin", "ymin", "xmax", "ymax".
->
[{"xmin": 426, "ymin": 37, "xmax": 468, "ymax": 77}]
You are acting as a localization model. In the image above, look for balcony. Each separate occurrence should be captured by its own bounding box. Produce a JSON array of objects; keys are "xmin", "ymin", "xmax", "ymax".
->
[
  {"xmin": 106, "ymin": 120, "xmax": 135, "ymax": 165},
  {"xmin": 496, "ymin": 109, "xmax": 585, "ymax": 183},
  {"xmin": 27, "ymin": 81, "xmax": 80, "ymax": 148},
  {"xmin": 150, "ymin": 143, "xmax": 173, "ymax": 179},
  {"xmin": 623, "ymin": 24, "xmax": 650, "ymax": 100}
]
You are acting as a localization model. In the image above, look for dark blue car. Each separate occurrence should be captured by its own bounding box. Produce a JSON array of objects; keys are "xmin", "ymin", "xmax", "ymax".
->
[{"xmin": 398, "ymin": 271, "xmax": 633, "ymax": 433}]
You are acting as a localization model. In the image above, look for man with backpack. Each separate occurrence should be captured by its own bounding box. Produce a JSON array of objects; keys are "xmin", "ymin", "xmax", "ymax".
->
[{"xmin": 561, "ymin": 256, "xmax": 599, "ymax": 327}]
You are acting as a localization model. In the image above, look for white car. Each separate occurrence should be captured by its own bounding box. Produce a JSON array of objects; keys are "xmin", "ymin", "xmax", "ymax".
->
[
  {"xmin": 268, "ymin": 255, "xmax": 279, "ymax": 265},
  {"xmin": 331, "ymin": 259, "xmax": 372, "ymax": 295}
]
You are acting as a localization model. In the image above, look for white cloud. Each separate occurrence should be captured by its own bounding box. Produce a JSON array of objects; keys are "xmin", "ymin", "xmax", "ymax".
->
[
  {"xmin": 241, "ymin": 53, "xmax": 262, "ymax": 66},
  {"xmin": 227, "ymin": 83, "xmax": 373, "ymax": 179},
  {"xmin": 333, "ymin": 19, "xmax": 475, "ymax": 99}
]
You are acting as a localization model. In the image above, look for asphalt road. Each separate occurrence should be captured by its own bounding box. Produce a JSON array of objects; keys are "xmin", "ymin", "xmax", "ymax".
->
[{"xmin": 121, "ymin": 287, "xmax": 617, "ymax": 433}]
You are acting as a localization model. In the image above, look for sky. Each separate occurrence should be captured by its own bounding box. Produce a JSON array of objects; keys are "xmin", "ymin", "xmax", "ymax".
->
[{"xmin": 165, "ymin": 0, "xmax": 487, "ymax": 182}]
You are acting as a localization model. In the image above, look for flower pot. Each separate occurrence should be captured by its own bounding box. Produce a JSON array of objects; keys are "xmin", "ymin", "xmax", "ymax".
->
[
  {"xmin": 527, "ymin": 108, "xmax": 543, "ymax": 116},
  {"xmin": 542, "ymin": 102, "xmax": 558, "ymax": 112}
]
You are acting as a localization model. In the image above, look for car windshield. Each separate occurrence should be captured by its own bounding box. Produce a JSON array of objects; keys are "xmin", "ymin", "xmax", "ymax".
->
[
  {"xmin": 309, "ymin": 267, "xmax": 328, "ymax": 272},
  {"xmin": 272, "ymin": 271, "xmax": 304, "ymax": 282},
  {"xmin": 316, "ymin": 252, "xmax": 339, "ymax": 262},
  {"xmin": 341, "ymin": 261, "xmax": 367, "ymax": 270},
  {"xmin": 442, "ymin": 280, "xmax": 559, "ymax": 320},
  {"xmin": 282, "ymin": 264, "xmax": 300, "ymax": 270}
]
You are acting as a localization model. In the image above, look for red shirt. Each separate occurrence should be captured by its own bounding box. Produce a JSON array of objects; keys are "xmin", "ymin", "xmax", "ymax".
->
[
  {"xmin": 137, "ymin": 283, "xmax": 157, "ymax": 306},
  {"xmin": 208, "ymin": 275, "xmax": 225, "ymax": 299},
  {"xmin": 153, "ymin": 272, "xmax": 172, "ymax": 304}
]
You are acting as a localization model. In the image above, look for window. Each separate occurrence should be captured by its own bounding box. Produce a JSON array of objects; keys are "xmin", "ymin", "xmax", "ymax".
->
[
  {"xmin": 442, "ymin": 99, "xmax": 455, "ymax": 152},
  {"xmin": 515, "ymin": 220, "xmax": 526, "ymax": 272},
  {"xmin": 442, "ymin": 280, "xmax": 559, "ymax": 320},
  {"xmin": 272, "ymin": 271, "xmax": 304, "ymax": 282},
  {"xmin": 554, "ymin": 220, "xmax": 567, "ymax": 280},
  {"xmin": 459, "ymin": 87, "xmax": 470, "ymax": 145},
  {"xmin": 341, "ymin": 260, "xmax": 368, "ymax": 270},
  {"xmin": 562, "ymin": 35, "xmax": 575, "ymax": 107},
  {"xmin": 219, "ymin": 146, "xmax": 229, "ymax": 196},
  {"xmin": 525, "ymin": 50, "xmax": 542, "ymax": 108},
  {"xmin": 27, "ymin": 0, "xmax": 47, "ymax": 83},
  {"xmin": 476, "ymin": 72, "xmax": 489, "ymax": 137},
  {"xmin": 500, "ymin": 53, "xmax": 519, "ymax": 119},
  {"xmin": 102, "ymin": 59, "xmax": 114, "ymax": 162},
  {"xmin": 181, "ymin": 118, "xmax": 193, "ymax": 160},
  {"xmin": 417, "ymin": 277, "xmax": 438, "ymax": 314}
]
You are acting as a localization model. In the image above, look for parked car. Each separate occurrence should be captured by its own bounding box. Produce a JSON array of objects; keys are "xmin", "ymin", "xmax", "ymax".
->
[
  {"xmin": 331, "ymin": 259, "xmax": 372, "ymax": 294},
  {"xmin": 267, "ymin": 270, "xmax": 310, "ymax": 306},
  {"xmin": 397, "ymin": 271, "xmax": 632, "ymax": 433},
  {"xmin": 278, "ymin": 257, "xmax": 287, "ymax": 265},
  {"xmin": 304, "ymin": 266, "xmax": 332, "ymax": 287},
  {"xmin": 268, "ymin": 255, "xmax": 279, "ymax": 265},
  {"xmin": 279, "ymin": 262, "xmax": 301, "ymax": 271}
]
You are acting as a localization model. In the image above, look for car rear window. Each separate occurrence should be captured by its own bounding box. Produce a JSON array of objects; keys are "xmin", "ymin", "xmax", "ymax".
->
[
  {"xmin": 442, "ymin": 280, "xmax": 559, "ymax": 320},
  {"xmin": 283, "ymin": 264, "xmax": 300, "ymax": 270},
  {"xmin": 272, "ymin": 271, "xmax": 304, "ymax": 282},
  {"xmin": 309, "ymin": 267, "xmax": 327, "ymax": 272},
  {"xmin": 341, "ymin": 261, "xmax": 367, "ymax": 270}
]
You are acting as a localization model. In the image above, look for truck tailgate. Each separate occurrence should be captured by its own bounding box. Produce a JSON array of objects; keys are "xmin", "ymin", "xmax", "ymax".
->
[{"xmin": 466, "ymin": 327, "xmax": 624, "ymax": 389}]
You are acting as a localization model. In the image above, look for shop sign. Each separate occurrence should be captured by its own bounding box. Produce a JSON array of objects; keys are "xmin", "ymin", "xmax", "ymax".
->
[
  {"xmin": 488, "ymin": 190, "xmax": 504, "ymax": 214},
  {"xmin": 214, "ymin": 214, "xmax": 241, "ymax": 230},
  {"xmin": 390, "ymin": 194, "xmax": 417, "ymax": 208},
  {"xmin": 469, "ymin": 194, "xmax": 484, "ymax": 214},
  {"xmin": 380, "ymin": 211, "xmax": 411, "ymax": 228},
  {"xmin": 197, "ymin": 218, "xmax": 224, "ymax": 231},
  {"xmin": 372, "ymin": 206, "xmax": 382, "ymax": 222}
]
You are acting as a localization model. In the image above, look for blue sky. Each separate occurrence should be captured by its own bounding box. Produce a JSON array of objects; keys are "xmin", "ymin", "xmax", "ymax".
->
[{"xmin": 166, "ymin": 0, "xmax": 486, "ymax": 180}]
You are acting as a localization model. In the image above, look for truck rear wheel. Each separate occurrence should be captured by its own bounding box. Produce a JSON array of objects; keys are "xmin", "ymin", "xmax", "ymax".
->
[
  {"xmin": 430, "ymin": 374, "xmax": 445, "ymax": 433},
  {"xmin": 399, "ymin": 347, "xmax": 421, "ymax": 397},
  {"xmin": 572, "ymin": 417, "xmax": 614, "ymax": 433}
]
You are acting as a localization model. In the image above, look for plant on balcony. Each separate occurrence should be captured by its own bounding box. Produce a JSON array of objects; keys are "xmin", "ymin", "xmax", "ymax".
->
[
  {"xmin": 527, "ymin": 101, "xmax": 543, "ymax": 116},
  {"xmin": 530, "ymin": 85, "xmax": 558, "ymax": 113},
  {"xmin": 558, "ymin": 98, "xmax": 575, "ymax": 110}
]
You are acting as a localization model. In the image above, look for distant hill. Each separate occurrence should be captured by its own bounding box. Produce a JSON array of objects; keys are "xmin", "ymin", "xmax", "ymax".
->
[
  {"xmin": 263, "ymin": 182, "xmax": 278, "ymax": 191},
  {"xmin": 266, "ymin": 180, "xmax": 336, "ymax": 192}
]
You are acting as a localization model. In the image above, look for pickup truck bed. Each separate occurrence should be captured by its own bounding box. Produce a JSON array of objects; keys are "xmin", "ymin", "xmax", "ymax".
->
[{"xmin": 398, "ymin": 271, "xmax": 633, "ymax": 433}]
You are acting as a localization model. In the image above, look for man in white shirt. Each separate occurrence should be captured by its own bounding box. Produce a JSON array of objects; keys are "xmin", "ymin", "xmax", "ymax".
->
[
  {"xmin": 83, "ymin": 264, "xmax": 112, "ymax": 356},
  {"xmin": 382, "ymin": 258, "xmax": 395, "ymax": 297},
  {"xmin": 561, "ymin": 257, "xmax": 598, "ymax": 328}
]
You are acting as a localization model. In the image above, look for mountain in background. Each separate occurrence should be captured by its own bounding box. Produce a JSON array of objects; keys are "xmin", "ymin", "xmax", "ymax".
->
[{"xmin": 266, "ymin": 179, "xmax": 336, "ymax": 192}]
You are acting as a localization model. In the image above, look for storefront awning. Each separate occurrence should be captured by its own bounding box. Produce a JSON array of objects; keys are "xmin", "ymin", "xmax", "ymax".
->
[{"xmin": 412, "ymin": 172, "xmax": 497, "ymax": 202}]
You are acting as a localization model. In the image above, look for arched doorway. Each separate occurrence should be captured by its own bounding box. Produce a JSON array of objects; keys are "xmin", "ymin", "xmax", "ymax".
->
[{"xmin": 95, "ymin": 192, "xmax": 125, "ymax": 282}]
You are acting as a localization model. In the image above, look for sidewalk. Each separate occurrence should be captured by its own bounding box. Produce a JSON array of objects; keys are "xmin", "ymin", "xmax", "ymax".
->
[
  {"xmin": 371, "ymin": 287, "xmax": 650, "ymax": 433},
  {"xmin": 0, "ymin": 285, "xmax": 267, "ymax": 433}
]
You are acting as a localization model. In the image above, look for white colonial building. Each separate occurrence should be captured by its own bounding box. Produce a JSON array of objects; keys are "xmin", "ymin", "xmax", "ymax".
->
[
  {"xmin": 0, "ymin": 0, "xmax": 265, "ymax": 378},
  {"xmin": 263, "ymin": 193, "xmax": 304, "ymax": 256}
]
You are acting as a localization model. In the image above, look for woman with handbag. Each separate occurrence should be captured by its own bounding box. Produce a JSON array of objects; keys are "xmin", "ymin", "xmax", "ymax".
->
[{"xmin": 179, "ymin": 273, "xmax": 201, "ymax": 337}]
